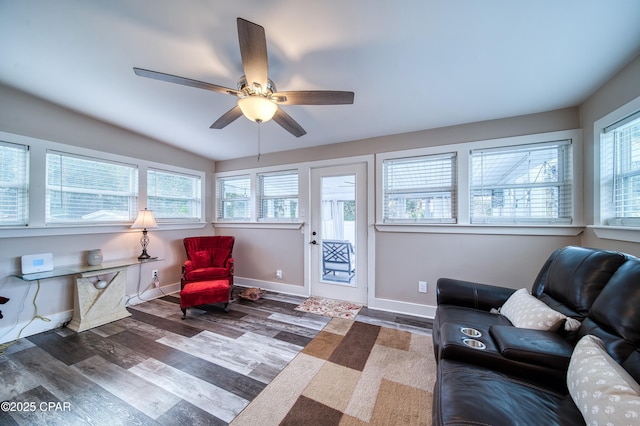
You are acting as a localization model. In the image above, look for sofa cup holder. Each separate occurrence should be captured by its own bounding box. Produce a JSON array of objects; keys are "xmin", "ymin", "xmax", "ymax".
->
[
  {"xmin": 460, "ymin": 327, "xmax": 482, "ymax": 338},
  {"xmin": 462, "ymin": 338, "xmax": 486, "ymax": 350}
]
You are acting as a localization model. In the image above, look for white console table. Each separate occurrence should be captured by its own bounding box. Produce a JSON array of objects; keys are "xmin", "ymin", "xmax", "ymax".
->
[{"xmin": 16, "ymin": 258, "xmax": 162, "ymax": 332}]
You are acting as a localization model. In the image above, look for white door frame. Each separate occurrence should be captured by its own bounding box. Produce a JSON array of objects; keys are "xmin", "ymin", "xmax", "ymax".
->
[{"xmin": 304, "ymin": 155, "xmax": 375, "ymax": 306}]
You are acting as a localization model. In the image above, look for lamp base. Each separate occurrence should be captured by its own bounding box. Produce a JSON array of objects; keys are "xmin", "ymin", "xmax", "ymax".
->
[{"xmin": 138, "ymin": 250, "xmax": 151, "ymax": 260}]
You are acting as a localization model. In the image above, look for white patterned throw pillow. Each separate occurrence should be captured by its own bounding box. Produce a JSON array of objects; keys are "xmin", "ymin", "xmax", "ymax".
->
[
  {"xmin": 567, "ymin": 335, "xmax": 640, "ymax": 426},
  {"xmin": 500, "ymin": 288, "xmax": 573, "ymax": 331}
]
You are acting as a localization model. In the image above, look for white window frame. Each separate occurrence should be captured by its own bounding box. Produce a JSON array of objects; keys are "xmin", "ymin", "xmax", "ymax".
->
[
  {"xmin": 382, "ymin": 152, "xmax": 457, "ymax": 224},
  {"xmin": 216, "ymin": 174, "xmax": 252, "ymax": 221},
  {"xmin": 0, "ymin": 140, "xmax": 29, "ymax": 227},
  {"xmin": 147, "ymin": 167, "xmax": 202, "ymax": 223},
  {"xmin": 376, "ymin": 129, "xmax": 583, "ymax": 235},
  {"xmin": 46, "ymin": 150, "xmax": 139, "ymax": 225},
  {"xmin": 469, "ymin": 140, "xmax": 573, "ymax": 225},
  {"xmin": 256, "ymin": 170, "xmax": 299, "ymax": 222},
  {"xmin": 0, "ymin": 131, "xmax": 207, "ymax": 238},
  {"xmin": 592, "ymin": 95, "xmax": 640, "ymax": 243}
]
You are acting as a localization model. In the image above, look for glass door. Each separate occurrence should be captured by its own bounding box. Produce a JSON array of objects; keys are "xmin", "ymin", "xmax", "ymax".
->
[{"xmin": 309, "ymin": 163, "xmax": 367, "ymax": 304}]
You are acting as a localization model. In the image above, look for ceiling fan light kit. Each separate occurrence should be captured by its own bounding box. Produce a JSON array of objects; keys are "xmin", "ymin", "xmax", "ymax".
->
[
  {"xmin": 237, "ymin": 95, "xmax": 278, "ymax": 123},
  {"xmin": 133, "ymin": 17, "xmax": 354, "ymax": 137}
]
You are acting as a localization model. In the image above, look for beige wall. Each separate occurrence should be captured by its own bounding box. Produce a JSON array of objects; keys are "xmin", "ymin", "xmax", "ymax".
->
[
  {"xmin": 216, "ymin": 227, "xmax": 305, "ymax": 287},
  {"xmin": 0, "ymin": 84, "xmax": 216, "ymax": 341}
]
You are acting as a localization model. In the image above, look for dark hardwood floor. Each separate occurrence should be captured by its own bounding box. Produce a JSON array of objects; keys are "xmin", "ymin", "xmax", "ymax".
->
[{"xmin": 0, "ymin": 291, "xmax": 432, "ymax": 425}]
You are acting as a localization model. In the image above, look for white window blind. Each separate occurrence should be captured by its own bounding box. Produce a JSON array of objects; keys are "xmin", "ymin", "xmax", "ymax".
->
[
  {"xmin": 46, "ymin": 151, "xmax": 138, "ymax": 224},
  {"xmin": 257, "ymin": 171, "xmax": 298, "ymax": 221},
  {"xmin": 470, "ymin": 140, "xmax": 572, "ymax": 224},
  {"xmin": 148, "ymin": 168, "xmax": 202, "ymax": 222},
  {"xmin": 216, "ymin": 175, "xmax": 251, "ymax": 220},
  {"xmin": 383, "ymin": 153, "xmax": 457, "ymax": 223},
  {"xmin": 601, "ymin": 111, "xmax": 640, "ymax": 226},
  {"xmin": 0, "ymin": 141, "xmax": 29, "ymax": 226}
]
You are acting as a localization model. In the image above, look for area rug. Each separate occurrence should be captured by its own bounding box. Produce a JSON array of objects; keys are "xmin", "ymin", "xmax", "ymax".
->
[
  {"xmin": 231, "ymin": 318, "xmax": 436, "ymax": 425},
  {"xmin": 294, "ymin": 296, "xmax": 363, "ymax": 320}
]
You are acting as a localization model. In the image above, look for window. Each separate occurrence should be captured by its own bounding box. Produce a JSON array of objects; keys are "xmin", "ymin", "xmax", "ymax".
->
[
  {"xmin": 382, "ymin": 153, "xmax": 457, "ymax": 223},
  {"xmin": 257, "ymin": 171, "xmax": 298, "ymax": 221},
  {"xmin": 601, "ymin": 111, "xmax": 640, "ymax": 226},
  {"xmin": 46, "ymin": 151, "xmax": 138, "ymax": 224},
  {"xmin": 147, "ymin": 168, "xmax": 202, "ymax": 222},
  {"xmin": 470, "ymin": 140, "xmax": 572, "ymax": 224},
  {"xmin": 0, "ymin": 141, "xmax": 29, "ymax": 226},
  {"xmin": 216, "ymin": 175, "xmax": 251, "ymax": 220}
]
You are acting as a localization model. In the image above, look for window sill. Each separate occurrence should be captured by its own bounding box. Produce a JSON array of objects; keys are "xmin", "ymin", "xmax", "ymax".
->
[
  {"xmin": 213, "ymin": 222, "xmax": 304, "ymax": 230},
  {"xmin": 375, "ymin": 223, "xmax": 585, "ymax": 236},
  {"xmin": 588, "ymin": 225, "xmax": 640, "ymax": 243},
  {"xmin": 0, "ymin": 222, "xmax": 208, "ymax": 239}
]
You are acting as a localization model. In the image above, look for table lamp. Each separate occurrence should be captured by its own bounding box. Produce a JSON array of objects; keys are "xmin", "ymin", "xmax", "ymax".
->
[{"xmin": 131, "ymin": 208, "xmax": 158, "ymax": 260}]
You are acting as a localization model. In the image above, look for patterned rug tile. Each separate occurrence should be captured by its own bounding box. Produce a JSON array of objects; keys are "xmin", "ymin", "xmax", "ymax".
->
[{"xmin": 294, "ymin": 296, "xmax": 363, "ymax": 319}]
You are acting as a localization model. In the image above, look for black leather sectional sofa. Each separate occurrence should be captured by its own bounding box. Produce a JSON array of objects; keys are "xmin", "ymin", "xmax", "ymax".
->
[{"xmin": 432, "ymin": 246, "xmax": 640, "ymax": 425}]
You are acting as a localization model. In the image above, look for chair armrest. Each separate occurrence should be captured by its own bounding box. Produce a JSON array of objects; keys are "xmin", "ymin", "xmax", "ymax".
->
[
  {"xmin": 436, "ymin": 278, "xmax": 516, "ymax": 310},
  {"xmin": 489, "ymin": 325, "xmax": 573, "ymax": 370},
  {"xmin": 182, "ymin": 260, "xmax": 195, "ymax": 274}
]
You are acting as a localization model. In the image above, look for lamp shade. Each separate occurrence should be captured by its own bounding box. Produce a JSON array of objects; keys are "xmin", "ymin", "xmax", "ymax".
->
[
  {"xmin": 238, "ymin": 96, "xmax": 278, "ymax": 123},
  {"xmin": 131, "ymin": 208, "xmax": 158, "ymax": 229}
]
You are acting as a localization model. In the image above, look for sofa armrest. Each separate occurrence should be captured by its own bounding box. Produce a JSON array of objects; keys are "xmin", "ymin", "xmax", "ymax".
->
[
  {"xmin": 489, "ymin": 325, "xmax": 573, "ymax": 370},
  {"xmin": 436, "ymin": 278, "xmax": 516, "ymax": 311}
]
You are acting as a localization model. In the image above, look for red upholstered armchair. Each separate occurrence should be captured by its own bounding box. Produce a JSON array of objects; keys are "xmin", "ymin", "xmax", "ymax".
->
[{"xmin": 181, "ymin": 236, "xmax": 235, "ymax": 287}]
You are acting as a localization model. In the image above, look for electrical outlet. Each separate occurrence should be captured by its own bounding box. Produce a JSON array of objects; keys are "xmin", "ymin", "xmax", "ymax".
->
[
  {"xmin": 276, "ymin": 270, "xmax": 283, "ymax": 279},
  {"xmin": 418, "ymin": 281, "xmax": 428, "ymax": 293},
  {"xmin": 152, "ymin": 270, "xmax": 158, "ymax": 281}
]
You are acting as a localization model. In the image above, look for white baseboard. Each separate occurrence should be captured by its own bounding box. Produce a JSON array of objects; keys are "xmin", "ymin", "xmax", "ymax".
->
[
  {"xmin": 126, "ymin": 282, "xmax": 181, "ymax": 305},
  {"xmin": 366, "ymin": 298, "xmax": 436, "ymax": 319},
  {"xmin": 234, "ymin": 276, "xmax": 435, "ymax": 319},
  {"xmin": 0, "ymin": 310, "xmax": 73, "ymax": 345},
  {"xmin": 0, "ymin": 282, "xmax": 182, "ymax": 345},
  {"xmin": 234, "ymin": 277, "xmax": 309, "ymax": 297}
]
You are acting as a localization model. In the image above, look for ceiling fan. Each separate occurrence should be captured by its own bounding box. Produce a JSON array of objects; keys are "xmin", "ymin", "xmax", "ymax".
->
[{"xmin": 134, "ymin": 17, "xmax": 355, "ymax": 138}]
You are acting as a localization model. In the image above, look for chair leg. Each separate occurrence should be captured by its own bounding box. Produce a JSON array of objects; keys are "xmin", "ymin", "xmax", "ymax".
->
[
  {"xmin": 181, "ymin": 308, "xmax": 187, "ymax": 319},
  {"xmin": 224, "ymin": 302, "xmax": 229, "ymax": 313}
]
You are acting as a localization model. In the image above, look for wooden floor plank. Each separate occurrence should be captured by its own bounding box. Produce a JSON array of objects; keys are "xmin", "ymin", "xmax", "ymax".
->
[
  {"xmin": 4, "ymin": 385, "xmax": 87, "ymax": 426},
  {"xmin": 68, "ymin": 383, "xmax": 158, "ymax": 426},
  {"xmin": 26, "ymin": 331, "xmax": 99, "ymax": 365},
  {"xmin": 9, "ymin": 346, "xmax": 95, "ymax": 401},
  {"xmin": 72, "ymin": 355, "xmax": 182, "ymax": 420},
  {"xmin": 155, "ymin": 399, "xmax": 227, "ymax": 426},
  {"xmin": 129, "ymin": 358, "xmax": 248, "ymax": 423},
  {"xmin": 128, "ymin": 308, "xmax": 203, "ymax": 337},
  {"xmin": 109, "ymin": 329, "xmax": 266, "ymax": 400}
]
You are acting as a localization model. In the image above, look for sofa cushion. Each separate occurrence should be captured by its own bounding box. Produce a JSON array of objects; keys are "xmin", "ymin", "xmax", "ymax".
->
[
  {"xmin": 532, "ymin": 246, "xmax": 627, "ymax": 318},
  {"xmin": 582, "ymin": 258, "xmax": 640, "ymax": 363},
  {"xmin": 490, "ymin": 325, "xmax": 573, "ymax": 370},
  {"xmin": 567, "ymin": 335, "xmax": 640, "ymax": 425},
  {"xmin": 435, "ymin": 359, "xmax": 584, "ymax": 426},
  {"xmin": 501, "ymin": 288, "xmax": 570, "ymax": 331}
]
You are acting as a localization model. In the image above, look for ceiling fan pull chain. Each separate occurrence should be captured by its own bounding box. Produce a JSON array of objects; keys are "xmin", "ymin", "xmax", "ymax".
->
[{"xmin": 257, "ymin": 122, "xmax": 261, "ymax": 162}]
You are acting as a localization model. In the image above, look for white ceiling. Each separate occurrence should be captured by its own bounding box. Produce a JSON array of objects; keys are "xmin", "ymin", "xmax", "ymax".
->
[{"xmin": 1, "ymin": 1, "xmax": 640, "ymax": 161}]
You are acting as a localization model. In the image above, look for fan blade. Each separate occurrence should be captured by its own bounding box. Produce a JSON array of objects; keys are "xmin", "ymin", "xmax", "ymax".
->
[
  {"xmin": 273, "ymin": 90, "xmax": 355, "ymax": 105},
  {"xmin": 210, "ymin": 106, "xmax": 243, "ymax": 129},
  {"xmin": 133, "ymin": 67, "xmax": 240, "ymax": 96},
  {"xmin": 237, "ymin": 18, "xmax": 268, "ymax": 90},
  {"xmin": 272, "ymin": 108, "xmax": 307, "ymax": 137}
]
